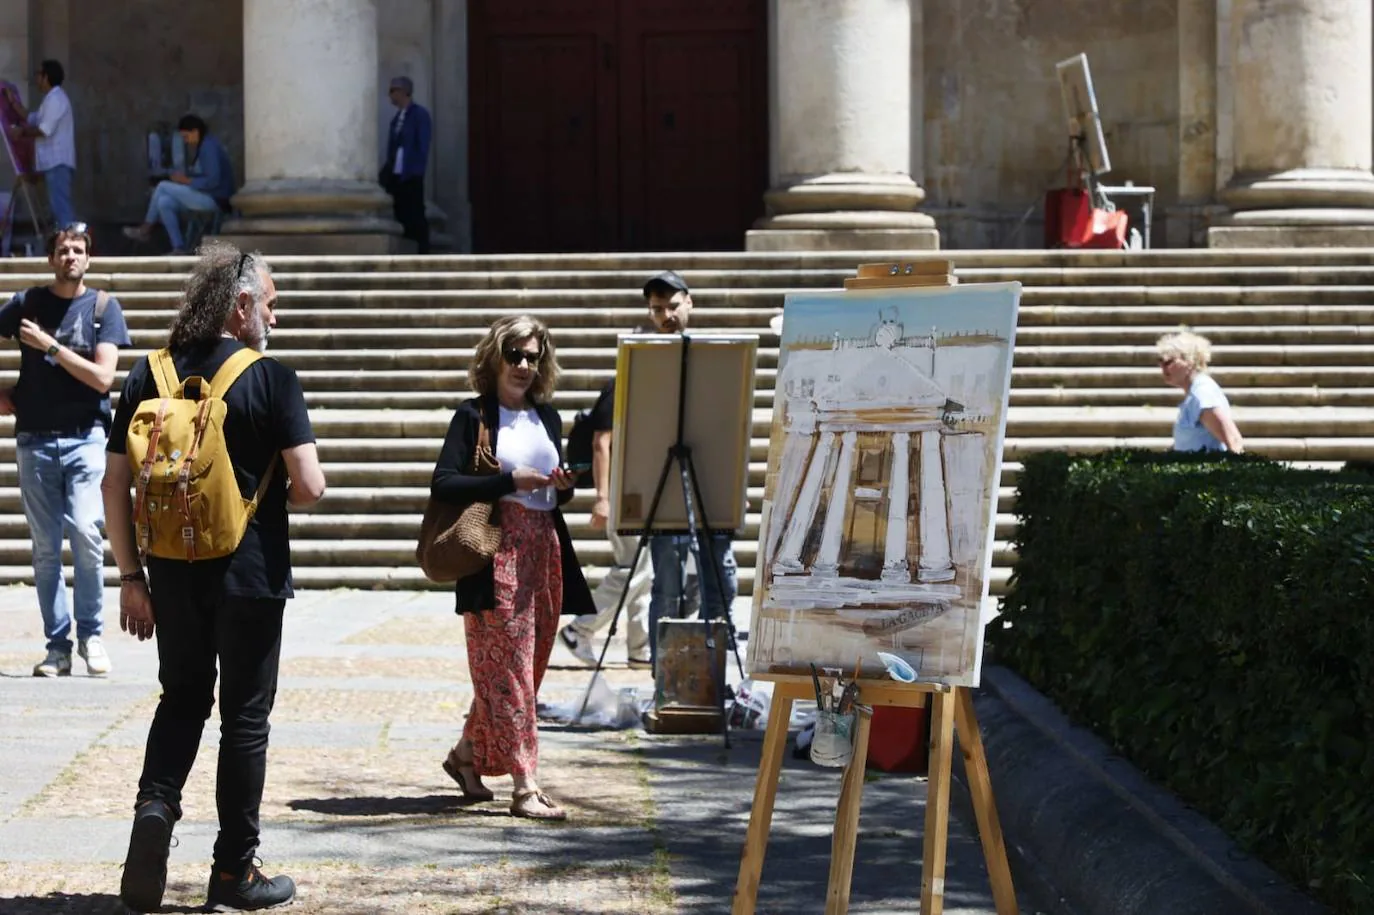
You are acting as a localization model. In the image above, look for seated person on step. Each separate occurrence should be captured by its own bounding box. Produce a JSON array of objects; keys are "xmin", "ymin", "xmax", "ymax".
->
[{"xmin": 122, "ymin": 115, "xmax": 234, "ymax": 255}]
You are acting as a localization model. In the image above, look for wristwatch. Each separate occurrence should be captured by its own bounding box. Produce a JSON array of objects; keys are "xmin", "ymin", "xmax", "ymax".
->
[{"xmin": 45, "ymin": 342, "xmax": 59, "ymax": 357}]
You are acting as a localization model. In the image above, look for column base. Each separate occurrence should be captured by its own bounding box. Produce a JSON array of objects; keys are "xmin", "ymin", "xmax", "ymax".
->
[
  {"xmin": 1208, "ymin": 221, "xmax": 1374, "ymax": 248},
  {"xmin": 747, "ymin": 173, "xmax": 940, "ymax": 250},
  {"xmin": 217, "ymin": 178, "xmax": 405, "ymax": 256}
]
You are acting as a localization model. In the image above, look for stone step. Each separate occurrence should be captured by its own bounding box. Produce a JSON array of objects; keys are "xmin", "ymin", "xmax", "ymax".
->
[
  {"xmin": 66, "ymin": 284, "xmax": 1374, "ymax": 309},
  {"xmin": 108, "ymin": 323, "xmax": 1374, "ymax": 350},
  {"xmin": 110, "ymin": 303, "xmax": 1374, "ymax": 332},
  {"xmin": 16, "ymin": 262, "xmax": 1374, "ymax": 293},
  {"xmin": 4, "ymin": 248, "xmax": 1373, "ymax": 277},
  {"xmin": 285, "ymin": 385, "xmax": 1374, "ymax": 411}
]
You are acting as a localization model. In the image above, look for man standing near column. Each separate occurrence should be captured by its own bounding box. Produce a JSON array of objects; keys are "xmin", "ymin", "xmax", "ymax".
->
[
  {"xmin": 5, "ymin": 60, "xmax": 77, "ymax": 228},
  {"xmin": 0, "ymin": 224, "xmax": 130, "ymax": 677},
  {"xmin": 379, "ymin": 76, "xmax": 431, "ymax": 254}
]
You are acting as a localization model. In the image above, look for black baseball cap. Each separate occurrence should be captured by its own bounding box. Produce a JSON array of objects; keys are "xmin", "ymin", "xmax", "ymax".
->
[{"xmin": 642, "ymin": 270, "xmax": 690, "ymax": 298}]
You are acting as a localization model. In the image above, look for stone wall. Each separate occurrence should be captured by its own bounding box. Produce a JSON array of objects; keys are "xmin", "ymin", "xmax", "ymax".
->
[
  {"xmin": 922, "ymin": 0, "xmax": 1185, "ymax": 248},
  {"xmin": 62, "ymin": 0, "xmax": 244, "ymax": 224}
]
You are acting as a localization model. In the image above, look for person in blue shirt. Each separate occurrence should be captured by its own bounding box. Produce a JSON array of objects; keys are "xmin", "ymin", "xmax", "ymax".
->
[
  {"xmin": 1157, "ymin": 330, "xmax": 1244, "ymax": 453},
  {"xmin": 122, "ymin": 114, "xmax": 235, "ymax": 255},
  {"xmin": 379, "ymin": 76, "xmax": 432, "ymax": 254}
]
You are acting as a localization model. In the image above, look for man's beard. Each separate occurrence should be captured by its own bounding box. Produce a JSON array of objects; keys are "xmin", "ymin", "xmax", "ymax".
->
[{"xmin": 243, "ymin": 310, "xmax": 269, "ymax": 353}]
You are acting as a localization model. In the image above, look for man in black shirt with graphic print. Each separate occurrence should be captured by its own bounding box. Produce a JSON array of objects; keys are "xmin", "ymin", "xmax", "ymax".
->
[
  {"xmin": 0, "ymin": 223, "xmax": 131, "ymax": 678},
  {"xmin": 103, "ymin": 242, "xmax": 325, "ymax": 914}
]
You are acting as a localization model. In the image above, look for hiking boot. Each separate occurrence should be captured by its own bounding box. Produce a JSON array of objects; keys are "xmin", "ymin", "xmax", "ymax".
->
[
  {"xmin": 558, "ymin": 624, "xmax": 598, "ymax": 667},
  {"xmin": 78, "ymin": 636, "xmax": 112, "ymax": 676},
  {"xmin": 32, "ymin": 648, "xmax": 71, "ymax": 678},
  {"xmin": 206, "ymin": 860, "xmax": 296, "ymax": 911},
  {"xmin": 119, "ymin": 800, "xmax": 175, "ymax": 913}
]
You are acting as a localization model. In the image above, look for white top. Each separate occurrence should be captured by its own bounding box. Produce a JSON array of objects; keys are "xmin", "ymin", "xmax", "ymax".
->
[
  {"xmin": 495, "ymin": 405, "xmax": 559, "ymax": 511},
  {"xmin": 30, "ymin": 86, "xmax": 75, "ymax": 172},
  {"xmin": 1173, "ymin": 373, "xmax": 1230, "ymax": 452}
]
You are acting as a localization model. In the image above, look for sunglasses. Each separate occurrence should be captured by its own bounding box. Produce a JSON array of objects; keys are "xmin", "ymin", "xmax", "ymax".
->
[{"xmin": 502, "ymin": 347, "xmax": 542, "ymax": 368}]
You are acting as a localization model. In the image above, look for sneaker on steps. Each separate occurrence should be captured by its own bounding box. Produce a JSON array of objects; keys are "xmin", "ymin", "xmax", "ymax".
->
[
  {"xmin": 119, "ymin": 800, "xmax": 175, "ymax": 913},
  {"xmin": 78, "ymin": 636, "xmax": 112, "ymax": 676},
  {"xmin": 206, "ymin": 860, "xmax": 296, "ymax": 912},
  {"xmin": 558, "ymin": 624, "xmax": 598, "ymax": 667},
  {"xmin": 33, "ymin": 648, "xmax": 71, "ymax": 678}
]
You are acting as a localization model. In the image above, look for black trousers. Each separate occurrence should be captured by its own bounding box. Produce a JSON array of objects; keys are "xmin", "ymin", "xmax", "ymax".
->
[
  {"xmin": 390, "ymin": 176, "xmax": 430, "ymax": 254},
  {"xmin": 135, "ymin": 578, "xmax": 285, "ymax": 871}
]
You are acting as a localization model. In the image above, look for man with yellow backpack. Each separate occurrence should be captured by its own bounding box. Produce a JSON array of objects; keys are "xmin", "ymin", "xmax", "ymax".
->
[{"xmin": 101, "ymin": 242, "xmax": 326, "ymax": 913}]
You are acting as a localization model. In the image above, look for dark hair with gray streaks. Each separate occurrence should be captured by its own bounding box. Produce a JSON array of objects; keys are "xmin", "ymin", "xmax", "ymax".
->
[{"xmin": 167, "ymin": 240, "xmax": 271, "ymax": 349}]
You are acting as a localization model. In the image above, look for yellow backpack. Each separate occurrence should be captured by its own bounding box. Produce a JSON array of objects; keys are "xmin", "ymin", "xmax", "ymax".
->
[{"xmin": 126, "ymin": 347, "xmax": 278, "ymax": 561}]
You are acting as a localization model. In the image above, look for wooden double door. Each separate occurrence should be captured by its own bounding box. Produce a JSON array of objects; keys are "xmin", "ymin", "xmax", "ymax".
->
[{"xmin": 469, "ymin": 0, "xmax": 768, "ymax": 253}]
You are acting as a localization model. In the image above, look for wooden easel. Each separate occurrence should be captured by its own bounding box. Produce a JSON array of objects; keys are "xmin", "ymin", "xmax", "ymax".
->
[
  {"xmin": 731, "ymin": 676, "xmax": 1016, "ymax": 915},
  {"xmin": 732, "ymin": 261, "xmax": 1017, "ymax": 915}
]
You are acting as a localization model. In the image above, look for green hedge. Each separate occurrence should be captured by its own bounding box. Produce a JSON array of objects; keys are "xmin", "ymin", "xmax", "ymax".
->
[{"xmin": 992, "ymin": 450, "xmax": 1374, "ymax": 913}]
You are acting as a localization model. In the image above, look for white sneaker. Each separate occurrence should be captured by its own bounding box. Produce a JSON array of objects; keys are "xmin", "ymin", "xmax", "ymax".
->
[
  {"xmin": 33, "ymin": 648, "xmax": 72, "ymax": 678},
  {"xmin": 558, "ymin": 624, "xmax": 599, "ymax": 667},
  {"xmin": 78, "ymin": 637, "xmax": 112, "ymax": 676}
]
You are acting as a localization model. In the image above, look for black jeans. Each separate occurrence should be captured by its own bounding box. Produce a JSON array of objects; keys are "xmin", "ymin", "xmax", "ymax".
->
[
  {"xmin": 135, "ymin": 578, "xmax": 285, "ymax": 871},
  {"xmin": 390, "ymin": 176, "xmax": 430, "ymax": 254}
]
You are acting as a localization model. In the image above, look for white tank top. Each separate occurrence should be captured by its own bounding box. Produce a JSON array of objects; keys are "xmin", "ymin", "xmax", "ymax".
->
[{"xmin": 495, "ymin": 405, "xmax": 559, "ymax": 511}]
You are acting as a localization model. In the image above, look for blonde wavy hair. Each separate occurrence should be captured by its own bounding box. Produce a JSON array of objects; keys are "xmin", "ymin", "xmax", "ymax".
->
[
  {"xmin": 469, "ymin": 314, "xmax": 560, "ymax": 404},
  {"xmin": 1156, "ymin": 329, "xmax": 1212, "ymax": 372}
]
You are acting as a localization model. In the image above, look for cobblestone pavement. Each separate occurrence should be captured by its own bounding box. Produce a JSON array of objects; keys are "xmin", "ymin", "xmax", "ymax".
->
[{"xmin": 0, "ymin": 587, "xmax": 1050, "ymax": 914}]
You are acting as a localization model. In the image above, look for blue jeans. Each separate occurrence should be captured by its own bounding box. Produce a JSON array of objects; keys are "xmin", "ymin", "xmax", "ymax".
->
[
  {"xmin": 145, "ymin": 180, "xmax": 219, "ymax": 250},
  {"xmin": 648, "ymin": 532, "xmax": 737, "ymax": 664},
  {"xmin": 16, "ymin": 427, "xmax": 107, "ymax": 652},
  {"xmin": 43, "ymin": 164, "xmax": 75, "ymax": 228}
]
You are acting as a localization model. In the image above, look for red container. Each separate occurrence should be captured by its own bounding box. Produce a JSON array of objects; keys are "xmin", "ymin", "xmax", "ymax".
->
[{"xmin": 866, "ymin": 704, "xmax": 929, "ymax": 774}]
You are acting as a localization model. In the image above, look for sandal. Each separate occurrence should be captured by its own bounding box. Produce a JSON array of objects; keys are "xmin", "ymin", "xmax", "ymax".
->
[
  {"xmin": 510, "ymin": 788, "xmax": 567, "ymax": 821},
  {"xmin": 442, "ymin": 749, "xmax": 494, "ymax": 802}
]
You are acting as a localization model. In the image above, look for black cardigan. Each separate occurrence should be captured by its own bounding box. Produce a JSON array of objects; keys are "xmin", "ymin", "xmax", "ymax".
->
[{"xmin": 430, "ymin": 393, "xmax": 595, "ymax": 617}]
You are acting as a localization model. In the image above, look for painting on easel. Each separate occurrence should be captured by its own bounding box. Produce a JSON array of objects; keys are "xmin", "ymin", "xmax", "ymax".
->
[{"xmin": 748, "ymin": 281, "xmax": 1021, "ymax": 687}]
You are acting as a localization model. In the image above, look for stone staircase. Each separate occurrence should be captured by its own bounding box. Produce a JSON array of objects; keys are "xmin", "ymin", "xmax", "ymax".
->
[{"xmin": 3, "ymin": 249, "xmax": 1374, "ymax": 597}]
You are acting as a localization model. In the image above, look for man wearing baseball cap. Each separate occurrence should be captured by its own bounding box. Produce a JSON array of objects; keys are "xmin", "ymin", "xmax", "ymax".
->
[{"xmin": 561, "ymin": 270, "xmax": 738, "ymax": 672}]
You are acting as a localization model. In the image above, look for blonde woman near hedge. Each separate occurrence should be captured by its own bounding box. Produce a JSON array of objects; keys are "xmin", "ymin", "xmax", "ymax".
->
[
  {"xmin": 1156, "ymin": 330, "xmax": 1244, "ymax": 453},
  {"xmin": 428, "ymin": 314, "xmax": 595, "ymax": 820}
]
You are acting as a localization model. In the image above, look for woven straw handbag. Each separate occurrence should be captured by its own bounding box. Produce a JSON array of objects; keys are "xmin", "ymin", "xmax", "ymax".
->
[{"xmin": 416, "ymin": 417, "xmax": 503, "ymax": 583}]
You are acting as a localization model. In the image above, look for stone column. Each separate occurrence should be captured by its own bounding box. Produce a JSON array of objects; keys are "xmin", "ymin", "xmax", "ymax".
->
[
  {"xmin": 811, "ymin": 431, "xmax": 858, "ymax": 578},
  {"xmin": 774, "ymin": 431, "xmax": 836, "ymax": 575},
  {"xmin": 746, "ymin": 0, "xmax": 938, "ymax": 251},
  {"xmin": 881, "ymin": 432, "xmax": 911, "ymax": 583},
  {"xmin": 1209, "ymin": 0, "xmax": 1374, "ymax": 247},
  {"xmin": 218, "ymin": 0, "xmax": 403, "ymax": 255},
  {"xmin": 917, "ymin": 429, "xmax": 953, "ymax": 583}
]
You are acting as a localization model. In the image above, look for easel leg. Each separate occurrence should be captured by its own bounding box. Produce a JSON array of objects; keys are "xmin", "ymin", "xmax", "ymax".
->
[
  {"xmin": 732, "ymin": 689, "xmax": 795, "ymax": 915},
  {"xmin": 824, "ymin": 706, "xmax": 873, "ymax": 915},
  {"xmin": 955, "ymin": 688, "xmax": 1019, "ymax": 915},
  {"xmin": 921, "ymin": 691, "xmax": 956, "ymax": 915}
]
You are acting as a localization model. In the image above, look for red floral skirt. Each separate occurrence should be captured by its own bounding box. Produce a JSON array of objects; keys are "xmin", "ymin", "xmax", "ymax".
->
[{"xmin": 462, "ymin": 501, "xmax": 563, "ymax": 777}]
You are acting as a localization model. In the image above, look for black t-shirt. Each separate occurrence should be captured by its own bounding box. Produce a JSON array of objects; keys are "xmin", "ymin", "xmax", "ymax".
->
[
  {"xmin": 107, "ymin": 339, "xmax": 316, "ymax": 599},
  {"xmin": 0, "ymin": 287, "xmax": 132, "ymax": 433},
  {"xmin": 588, "ymin": 379, "xmax": 615, "ymax": 434}
]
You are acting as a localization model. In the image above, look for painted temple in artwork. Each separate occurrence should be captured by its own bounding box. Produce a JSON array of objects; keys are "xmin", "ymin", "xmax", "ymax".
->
[{"xmin": 750, "ymin": 301, "xmax": 1013, "ymax": 684}]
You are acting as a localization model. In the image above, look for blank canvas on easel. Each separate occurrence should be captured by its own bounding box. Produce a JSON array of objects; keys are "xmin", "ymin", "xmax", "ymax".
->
[
  {"xmin": 747, "ymin": 282, "xmax": 1021, "ymax": 688},
  {"xmin": 609, "ymin": 333, "xmax": 757, "ymax": 535}
]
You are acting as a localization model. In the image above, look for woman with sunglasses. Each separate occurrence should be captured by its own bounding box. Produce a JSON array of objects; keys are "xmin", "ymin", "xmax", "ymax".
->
[
  {"xmin": 428, "ymin": 314, "xmax": 594, "ymax": 820},
  {"xmin": 1156, "ymin": 330, "xmax": 1244, "ymax": 453}
]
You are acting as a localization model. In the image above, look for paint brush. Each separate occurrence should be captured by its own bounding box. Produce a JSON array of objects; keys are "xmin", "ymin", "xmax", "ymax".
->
[{"xmin": 809, "ymin": 663, "xmax": 825, "ymax": 711}]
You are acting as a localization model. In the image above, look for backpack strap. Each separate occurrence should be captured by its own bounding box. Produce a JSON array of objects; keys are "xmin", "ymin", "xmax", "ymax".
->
[
  {"xmin": 148, "ymin": 349, "xmax": 179, "ymax": 399},
  {"xmin": 94, "ymin": 289, "xmax": 109, "ymax": 332},
  {"xmin": 207, "ymin": 347, "xmax": 263, "ymax": 398},
  {"xmin": 206, "ymin": 348, "xmax": 280, "ymax": 518}
]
